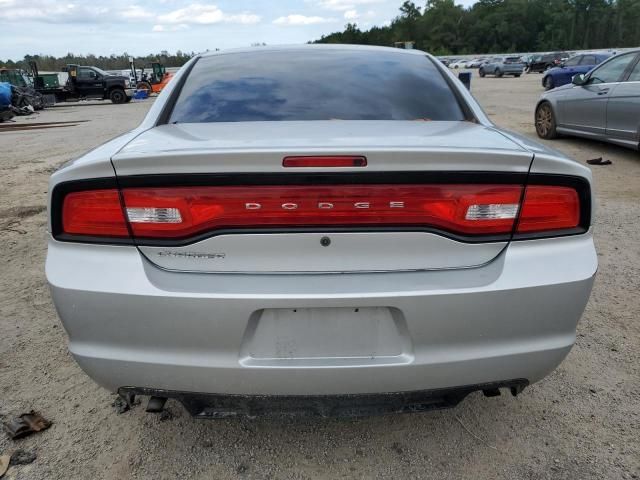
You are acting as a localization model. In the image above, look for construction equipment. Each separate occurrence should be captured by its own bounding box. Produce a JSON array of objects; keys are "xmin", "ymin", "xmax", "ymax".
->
[
  {"xmin": 28, "ymin": 62, "xmax": 134, "ymax": 104},
  {"xmin": 1, "ymin": 66, "xmax": 47, "ymax": 111},
  {"xmin": 0, "ymin": 68, "xmax": 31, "ymax": 88},
  {"xmin": 29, "ymin": 61, "xmax": 61, "ymax": 90},
  {"xmin": 129, "ymin": 58, "xmax": 174, "ymax": 94}
]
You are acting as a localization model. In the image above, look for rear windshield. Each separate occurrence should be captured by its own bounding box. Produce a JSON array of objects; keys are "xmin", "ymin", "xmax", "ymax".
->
[{"xmin": 169, "ymin": 49, "xmax": 466, "ymax": 123}]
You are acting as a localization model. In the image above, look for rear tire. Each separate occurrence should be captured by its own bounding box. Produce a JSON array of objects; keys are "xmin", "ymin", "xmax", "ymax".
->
[
  {"xmin": 535, "ymin": 102, "xmax": 558, "ymax": 140},
  {"xmin": 544, "ymin": 76, "xmax": 555, "ymax": 90},
  {"xmin": 514, "ymin": 74, "xmax": 521, "ymax": 77},
  {"xmin": 496, "ymin": 69, "xmax": 503, "ymax": 78},
  {"xmin": 479, "ymin": 68, "xmax": 486, "ymax": 78},
  {"xmin": 136, "ymin": 81, "xmax": 152, "ymax": 93},
  {"xmin": 110, "ymin": 88, "xmax": 126, "ymax": 104}
]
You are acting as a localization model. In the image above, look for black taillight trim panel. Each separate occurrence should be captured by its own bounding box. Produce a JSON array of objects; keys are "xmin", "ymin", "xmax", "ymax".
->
[
  {"xmin": 50, "ymin": 171, "xmax": 591, "ymax": 246},
  {"xmin": 115, "ymin": 171, "xmax": 529, "ymax": 188}
]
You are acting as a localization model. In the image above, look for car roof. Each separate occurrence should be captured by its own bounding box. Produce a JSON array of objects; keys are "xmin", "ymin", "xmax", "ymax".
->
[
  {"xmin": 609, "ymin": 48, "xmax": 640, "ymax": 55},
  {"xmin": 199, "ymin": 44, "xmax": 430, "ymax": 59}
]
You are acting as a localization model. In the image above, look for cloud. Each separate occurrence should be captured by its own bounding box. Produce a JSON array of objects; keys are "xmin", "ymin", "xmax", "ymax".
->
[
  {"xmin": 0, "ymin": 0, "xmax": 152, "ymax": 24},
  {"xmin": 121, "ymin": 5, "xmax": 154, "ymax": 20},
  {"xmin": 343, "ymin": 9, "xmax": 358, "ymax": 20},
  {"xmin": 273, "ymin": 14, "xmax": 334, "ymax": 26},
  {"xmin": 152, "ymin": 23, "xmax": 188, "ymax": 32},
  {"xmin": 0, "ymin": 0, "xmax": 109, "ymax": 23},
  {"xmin": 157, "ymin": 3, "xmax": 260, "ymax": 25},
  {"xmin": 316, "ymin": 0, "xmax": 383, "ymax": 12}
]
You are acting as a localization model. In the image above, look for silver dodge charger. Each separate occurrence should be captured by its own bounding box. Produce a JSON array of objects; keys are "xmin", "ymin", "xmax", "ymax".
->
[{"xmin": 46, "ymin": 45, "xmax": 597, "ymax": 418}]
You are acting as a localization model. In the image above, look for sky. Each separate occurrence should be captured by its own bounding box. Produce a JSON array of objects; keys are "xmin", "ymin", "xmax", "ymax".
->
[{"xmin": 0, "ymin": 0, "xmax": 477, "ymax": 60}]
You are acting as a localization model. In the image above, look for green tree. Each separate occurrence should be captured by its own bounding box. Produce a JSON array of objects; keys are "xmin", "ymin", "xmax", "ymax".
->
[{"xmin": 313, "ymin": 0, "xmax": 635, "ymax": 54}]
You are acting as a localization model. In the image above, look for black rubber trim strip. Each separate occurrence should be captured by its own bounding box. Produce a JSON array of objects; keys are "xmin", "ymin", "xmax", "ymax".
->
[
  {"xmin": 116, "ymin": 171, "xmax": 527, "ymax": 187},
  {"xmin": 155, "ymin": 56, "xmax": 200, "ymax": 126},
  {"xmin": 50, "ymin": 171, "xmax": 591, "ymax": 246},
  {"xmin": 425, "ymin": 55, "xmax": 477, "ymax": 122},
  {"xmin": 119, "ymin": 379, "xmax": 529, "ymax": 418}
]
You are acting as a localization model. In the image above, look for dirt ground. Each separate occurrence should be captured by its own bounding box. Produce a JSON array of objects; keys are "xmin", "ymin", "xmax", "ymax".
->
[{"xmin": 0, "ymin": 72, "xmax": 638, "ymax": 480}]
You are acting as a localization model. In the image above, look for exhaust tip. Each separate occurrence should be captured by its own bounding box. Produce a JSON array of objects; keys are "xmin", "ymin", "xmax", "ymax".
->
[
  {"xmin": 482, "ymin": 388, "xmax": 501, "ymax": 398},
  {"xmin": 146, "ymin": 396, "xmax": 168, "ymax": 413}
]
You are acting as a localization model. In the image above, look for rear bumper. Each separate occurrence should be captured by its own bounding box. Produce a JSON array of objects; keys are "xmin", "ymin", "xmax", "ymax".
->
[
  {"xmin": 120, "ymin": 380, "xmax": 529, "ymax": 418},
  {"xmin": 46, "ymin": 233, "xmax": 596, "ymax": 397}
]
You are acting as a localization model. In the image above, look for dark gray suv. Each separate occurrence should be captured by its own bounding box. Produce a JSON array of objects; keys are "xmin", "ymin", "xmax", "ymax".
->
[{"xmin": 479, "ymin": 56, "xmax": 525, "ymax": 77}]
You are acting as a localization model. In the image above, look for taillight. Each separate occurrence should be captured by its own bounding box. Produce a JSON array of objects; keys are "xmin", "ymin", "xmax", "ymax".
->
[
  {"xmin": 517, "ymin": 185, "xmax": 580, "ymax": 233},
  {"xmin": 53, "ymin": 178, "xmax": 588, "ymax": 244},
  {"xmin": 61, "ymin": 189, "xmax": 129, "ymax": 237},
  {"xmin": 119, "ymin": 184, "xmax": 523, "ymax": 239}
]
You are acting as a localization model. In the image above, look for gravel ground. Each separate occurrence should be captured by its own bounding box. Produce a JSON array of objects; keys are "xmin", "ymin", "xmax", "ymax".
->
[{"xmin": 0, "ymin": 73, "xmax": 638, "ymax": 480}]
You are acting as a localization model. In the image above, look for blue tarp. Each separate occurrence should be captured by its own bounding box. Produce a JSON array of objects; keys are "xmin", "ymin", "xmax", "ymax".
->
[
  {"xmin": 0, "ymin": 82, "xmax": 12, "ymax": 107},
  {"xmin": 134, "ymin": 89, "xmax": 148, "ymax": 100}
]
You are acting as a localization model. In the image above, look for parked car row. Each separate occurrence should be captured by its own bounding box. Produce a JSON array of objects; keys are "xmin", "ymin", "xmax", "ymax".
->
[
  {"xmin": 440, "ymin": 52, "xmax": 618, "ymax": 93},
  {"xmin": 441, "ymin": 49, "xmax": 638, "ymax": 149},
  {"xmin": 446, "ymin": 57, "xmax": 488, "ymax": 69},
  {"xmin": 444, "ymin": 56, "xmax": 528, "ymax": 77}
]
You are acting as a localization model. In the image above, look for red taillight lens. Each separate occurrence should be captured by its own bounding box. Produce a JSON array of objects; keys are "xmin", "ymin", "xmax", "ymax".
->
[
  {"xmin": 56, "ymin": 182, "xmax": 585, "ymax": 242},
  {"xmin": 517, "ymin": 185, "xmax": 580, "ymax": 233},
  {"xmin": 120, "ymin": 184, "xmax": 523, "ymax": 239},
  {"xmin": 283, "ymin": 156, "xmax": 367, "ymax": 168},
  {"xmin": 62, "ymin": 189, "xmax": 129, "ymax": 237}
]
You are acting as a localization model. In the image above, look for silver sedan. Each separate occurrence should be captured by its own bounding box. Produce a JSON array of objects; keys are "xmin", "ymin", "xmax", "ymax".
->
[
  {"xmin": 535, "ymin": 49, "xmax": 640, "ymax": 150},
  {"xmin": 46, "ymin": 45, "xmax": 596, "ymax": 418}
]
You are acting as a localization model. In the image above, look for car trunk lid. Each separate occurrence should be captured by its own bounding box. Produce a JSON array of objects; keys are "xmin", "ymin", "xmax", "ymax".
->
[{"xmin": 112, "ymin": 121, "xmax": 533, "ymax": 273}]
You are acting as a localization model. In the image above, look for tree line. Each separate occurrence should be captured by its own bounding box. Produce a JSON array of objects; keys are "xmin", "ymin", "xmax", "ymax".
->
[
  {"xmin": 314, "ymin": 0, "xmax": 640, "ymax": 55},
  {"xmin": 1, "ymin": 51, "xmax": 194, "ymax": 72}
]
